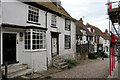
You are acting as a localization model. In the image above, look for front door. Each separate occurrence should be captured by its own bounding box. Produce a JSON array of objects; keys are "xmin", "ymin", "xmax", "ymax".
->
[
  {"xmin": 3, "ymin": 33, "xmax": 17, "ymax": 65},
  {"xmin": 51, "ymin": 33, "xmax": 59, "ymax": 57}
]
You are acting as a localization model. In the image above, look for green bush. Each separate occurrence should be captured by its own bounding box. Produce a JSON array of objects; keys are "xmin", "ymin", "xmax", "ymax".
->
[
  {"xmin": 88, "ymin": 53, "xmax": 98, "ymax": 59},
  {"xmin": 104, "ymin": 53, "xmax": 108, "ymax": 58},
  {"xmin": 65, "ymin": 60, "xmax": 78, "ymax": 69},
  {"xmin": 95, "ymin": 52, "xmax": 101, "ymax": 57}
]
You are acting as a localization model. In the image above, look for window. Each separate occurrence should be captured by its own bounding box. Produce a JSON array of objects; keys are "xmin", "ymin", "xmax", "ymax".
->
[
  {"xmin": 76, "ymin": 35, "xmax": 82, "ymax": 40},
  {"xmin": 90, "ymin": 37, "xmax": 93, "ymax": 41},
  {"xmin": 51, "ymin": 15, "xmax": 57, "ymax": 27},
  {"xmin": 25, "ymin": 31, "xmax": 31, "ymax": 50},
  {"xmin": 106, "ymin": 47, "xmax": 108, "ymax": 52},
  {"xmin": 80, "ymin": 36, "xmax": 82, "ymax": 40},
  {"xmin": 57, "ymin": 2, "xmax": 61, "ymax": 8},
  {"xmin": 65, "ymin": 35, "xmax": 71, "ymax": 49},
  {"xmin": 28, "ymin": 6, "xmax": 39, "ymax": 23},
  {"xmin": 25, "ymin": 29, "xmax": 46, "ymax": 50},
  {"xmin": 105, "ymin": 40, "xmax": 107, "ymax": 44},
  {"xmin": 86, "ymin": 36, "xmax": 88, "ymax": 41},
  {"xmin": 65, "ymin": 19, "xmax": 71, "ymax": 31}
]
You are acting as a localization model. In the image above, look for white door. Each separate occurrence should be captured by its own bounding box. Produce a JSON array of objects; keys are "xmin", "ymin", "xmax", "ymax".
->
[{"xmin": 52, "ymin": 37, "xmax": 57, "ymax": 56}]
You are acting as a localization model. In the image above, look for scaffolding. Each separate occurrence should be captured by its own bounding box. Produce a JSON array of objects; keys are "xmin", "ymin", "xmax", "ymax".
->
[{"xmin": 107, "ymin": 1, "xmax": 120, "ymax": 79}]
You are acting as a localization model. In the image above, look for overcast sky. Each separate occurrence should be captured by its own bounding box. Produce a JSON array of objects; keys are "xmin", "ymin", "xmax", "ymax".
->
[{"xmin": 60, "ymin": 0, "xmax": 119, "ymax": 32}]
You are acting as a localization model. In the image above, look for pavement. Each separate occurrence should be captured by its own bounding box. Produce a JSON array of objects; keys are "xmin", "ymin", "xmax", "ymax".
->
[{"xmin": 108, "ymin": 61, "xmax": 119, "ymax": 79}]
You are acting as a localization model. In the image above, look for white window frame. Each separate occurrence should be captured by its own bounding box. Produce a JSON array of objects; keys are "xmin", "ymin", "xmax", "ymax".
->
[
  {"xmin": 51, "ymin": 15, "xmax": 57, "ymax": 27},
  {"xmin": 65, "ymin": 19, "xmax": 71, "ymax": 31},
  {"xmin": 65, "ymin": 35, "xmax": 71, "ymax": 49},
  {"xmin": 27, "ymin": 6, "xmax": 39, "ymax": 23},
  {"xmin": 25, "ymin": 29, "xmax": 46, "ymax": 50}
]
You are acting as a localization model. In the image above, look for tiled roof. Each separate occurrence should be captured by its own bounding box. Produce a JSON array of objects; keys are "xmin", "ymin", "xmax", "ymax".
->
[
  {"xmin": 86, "ymin": 23, "xmax": 110, "ymax": 40},
  {"xmin": 103, "ymin": 32, "xmax": 110, "ymax": 40},
  {"xmin": 35, "ymin": 0, "xmax": 72, "ymax": 19},
  {"xmin": 76, "ymin": 20, "xmax": 93, "ymax": 36},
  {"xmin": 86, "ymin": 23, "xmax": 97, "ymax": 35},
  {"xmin": 76, "ymin": 20, "xmax": 83, "ymax": 35}
]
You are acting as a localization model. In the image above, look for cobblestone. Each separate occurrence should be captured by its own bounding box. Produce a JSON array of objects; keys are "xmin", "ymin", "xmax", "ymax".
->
[{"xmin": 50, "ymin": 58, "xmax": 109, "ymax": 78}]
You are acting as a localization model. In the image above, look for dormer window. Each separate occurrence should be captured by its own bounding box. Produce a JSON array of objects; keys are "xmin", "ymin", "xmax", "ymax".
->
[
  {"xmin": 51, "ymin": 0, "xmax": 61, "ymax": 8},
  {"xmin": 28, "ymin": 6, "xmax": 39, "ymax": 23},
  {"xmin": 65, "ymin": 19, "xmax": 71, "ymax": 31},
  {"xmin": 57, "ymin": 2, "xmax": 61, "ymax": 8},
  {"xmin": 88, "ymin": 28, "xmax": 91, "ymax": 32}
]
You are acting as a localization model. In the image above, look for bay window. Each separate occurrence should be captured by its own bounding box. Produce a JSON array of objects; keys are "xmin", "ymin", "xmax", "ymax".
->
[{"xmin": 25, "ymin": 29, "xmax": 46, "ymax": 50}]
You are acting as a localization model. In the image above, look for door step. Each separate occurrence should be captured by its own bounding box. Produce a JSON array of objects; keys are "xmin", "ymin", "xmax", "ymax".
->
[
  {"xmin": 2, "ymin": 63, "xmax": 32, "ymax": 78},
  {"xmin": 52, "ymin": 56, "xmax": 68, "ymax": 69}
]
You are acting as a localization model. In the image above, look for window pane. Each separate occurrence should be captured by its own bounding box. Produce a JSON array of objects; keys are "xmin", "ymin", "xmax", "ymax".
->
[
  {"xmin": 33, "ymin": 45, "xmax": 36, "ymax": 49},
  {"xmin": 28, "ymin": 6, "xmax": 39, "ymax": 22},
  {"xmin": 33, "ymin": 40, "xmax": 36, "ymax": 44},
  {"xmin": 37, "ymin": 45, "xmax": 39, "ymax": 49},
  {"xmin": 51, "ymin": 15, "xmax": 56, "ymax": 26},
  {"xmin": 33, "ymin": 35, "xmax": 36, "ymax": 39},
  {"xmin": 25, "ymin": 29, "xmax": 46, "ymax": 50},
  {"xmin": 37, "ymin": 40, "xmax": 39, "ymax": 44},
  {"xmin": 28, "ymin": 35, "xmax": 30, "ymax": 39},
  {"xmin": 25, "ymin": 40, "xmax": 27, "ymax": 44},
  {"xmin": 25, "ymin": 45, "xmax": 27, "ymax": 49},
  {"xmin": 28, "ymin": 40, "xmax": 30, "ymax": 44},
  {"xmin": 28, "ymin": 45, "xmax": 31, "ymax": 49},
  {"xmin": 40, "ymin": 45, "xmax": 43, "ymax": 49},
  {"xmin": 65, "ymin": 19, "xmax": 71, "ymax": 31}
]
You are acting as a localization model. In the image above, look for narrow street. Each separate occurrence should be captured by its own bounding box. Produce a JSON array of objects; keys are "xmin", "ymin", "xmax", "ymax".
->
[{"xmin": 50, "ymin": 58, "xmax": 109, "ymax": 78}]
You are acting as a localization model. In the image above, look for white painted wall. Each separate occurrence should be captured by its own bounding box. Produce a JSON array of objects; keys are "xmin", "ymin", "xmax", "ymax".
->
[
  {"xmin": 103, "ymin": 40, "xmax": 110, "ymax": 55},
  {"xmin": 80, "ymin": 30, "xmax": 88, "ymax": 44},
  {"xmin": 2, "ymin": 1, "xmax": 46, "ymax": 28},
  {"xmin": 1, "ymin": 1, "xmax": 47, "ymax": 72},
  {"xmin": 1, "ymin": 0, "xmax": 76, "ymax": 72},
  {"xmin": 46, "ymin": 13, "xmax": 76, "ymax": 66},
  {"xmin": 99, "ymin": 36, "xmax": 104, "ymax": 44}
]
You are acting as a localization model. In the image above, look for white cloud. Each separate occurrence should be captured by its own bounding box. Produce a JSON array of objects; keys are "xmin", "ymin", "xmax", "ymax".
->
[{"xmin": 61, "ymin": 0, "xmax": 111, "ymax": 32}]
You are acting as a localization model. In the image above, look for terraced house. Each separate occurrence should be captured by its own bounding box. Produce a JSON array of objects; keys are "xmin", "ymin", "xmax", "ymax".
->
[
  {"xmin": 76, "ymin": 20, "xmax": 110, "ymax": 60},
  {"xmin": 0, "ymin": 0, "xmax": 76, "ymax": 77},
  {"xmin": 86, "ymin": 23, "xmax": 110, "ymax": 55},
  {"xmin": 76, "ymin": 19, "xmax": 94, "ymax": 59}
]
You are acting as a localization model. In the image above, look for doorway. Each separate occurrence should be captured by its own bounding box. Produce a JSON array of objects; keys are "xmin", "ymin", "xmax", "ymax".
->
[
  {"xmin": 51, "ymin": 33, "xmax": 59, "ymax": 57},
  {"xmin": 3, "ymin": 33, "xmax": 17, "ymax": 65}
]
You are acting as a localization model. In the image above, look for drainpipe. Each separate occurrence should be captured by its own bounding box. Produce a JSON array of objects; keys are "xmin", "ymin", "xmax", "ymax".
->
[
  {"xmin": 45, "ymin": 11, "xmax": 48, "ymax": 29},
  {"xmin": 45, "ymin": 11, "xmax": 48, "ymax": 67},
  {"xmin": 0, "ymin": 0, "xmax": 2, "ymax": 79}
]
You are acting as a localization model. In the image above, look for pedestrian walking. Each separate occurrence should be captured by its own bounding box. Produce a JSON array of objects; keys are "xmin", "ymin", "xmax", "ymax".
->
[{"xmin": 101, "ymin": 50, "xmax": 105, "ymax": 60}]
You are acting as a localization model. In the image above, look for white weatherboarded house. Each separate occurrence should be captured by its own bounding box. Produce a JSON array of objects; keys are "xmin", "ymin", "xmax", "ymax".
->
[{"xmin": 0, "ymin": 0, "xmax": 76, "ymax": 77}]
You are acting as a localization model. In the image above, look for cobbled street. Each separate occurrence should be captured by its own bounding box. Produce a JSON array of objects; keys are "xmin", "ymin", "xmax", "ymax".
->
[{"xmin": 50, "ymin": 58, "xmax": 109, "ymax": 78}]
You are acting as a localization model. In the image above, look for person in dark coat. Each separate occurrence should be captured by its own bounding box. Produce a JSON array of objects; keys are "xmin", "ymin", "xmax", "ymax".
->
[{"xmin": 101, "ymin": 50, "xmax": 105, "ymax": 60}]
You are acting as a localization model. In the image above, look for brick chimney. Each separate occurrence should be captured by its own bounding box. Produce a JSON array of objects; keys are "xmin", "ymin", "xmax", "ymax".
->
[{"xmin": 105, "ymin": 29, "xmax": 108, "ymax": 33}]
